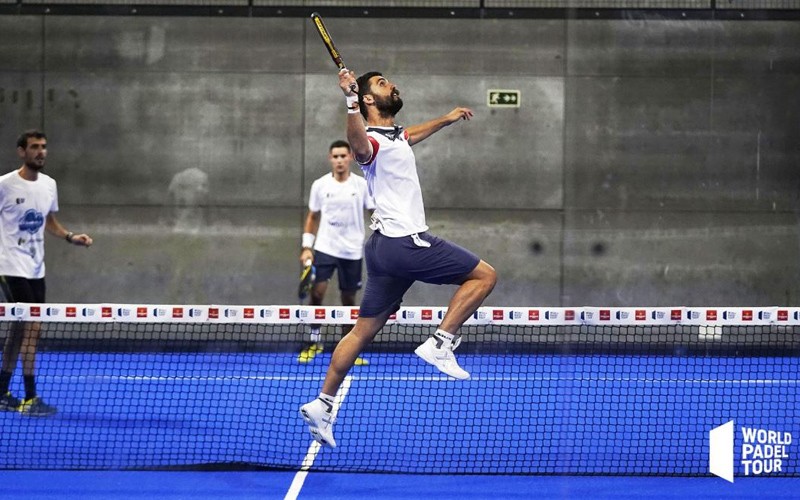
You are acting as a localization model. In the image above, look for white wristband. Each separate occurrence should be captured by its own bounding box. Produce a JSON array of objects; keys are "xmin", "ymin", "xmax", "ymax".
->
[
  {"xmin": 302, "ymin": 232, "xmax": 315, "ymax": 249},
  {"xmin": 345, "ymin": 94, "xmax": 359, "ymax": 114}
]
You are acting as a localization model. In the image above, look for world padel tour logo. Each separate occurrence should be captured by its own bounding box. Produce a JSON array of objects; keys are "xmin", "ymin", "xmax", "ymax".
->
[{"xmin": 710, "ymin": 421, "xmax": 792, "ymax": 482}]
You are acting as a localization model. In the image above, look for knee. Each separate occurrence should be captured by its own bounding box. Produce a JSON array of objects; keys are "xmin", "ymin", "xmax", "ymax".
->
[
  {"xmin": 485, "ymin": 266, "xmax": 497, "ymax": 293},
  {"xmin": 477, "ymin": 261, "xmax": 497, "ymax": 294}
]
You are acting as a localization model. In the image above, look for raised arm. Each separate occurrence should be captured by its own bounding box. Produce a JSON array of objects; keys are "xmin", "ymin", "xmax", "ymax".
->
[
  {"xmin": 406, "ymin": 107, "xmax": 473, "ymax": 146},
  {"xmin": 339, "ymin": 69, "xmax": 373, "ymax": 164}
]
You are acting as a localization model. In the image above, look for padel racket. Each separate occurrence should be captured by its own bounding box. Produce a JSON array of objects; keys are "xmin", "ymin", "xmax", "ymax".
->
[
  {"xmin": 298, "ymin": 258, "xmax": 316, "ymax": 301},
  {"xmin": 310, "ymin": 12, "xmax": 357, "ymax": 94}
]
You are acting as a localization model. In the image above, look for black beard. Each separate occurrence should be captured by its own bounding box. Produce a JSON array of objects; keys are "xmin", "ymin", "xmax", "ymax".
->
[
  {"xmin": 374, "ymin": 94, "xmax": 403, "ymax": 118},
  {"xmin": 25, "ymin": 160, "xmax": 45, "ymax": 171}
]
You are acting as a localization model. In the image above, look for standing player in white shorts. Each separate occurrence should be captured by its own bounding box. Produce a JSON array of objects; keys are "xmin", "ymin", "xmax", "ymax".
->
[
  {"xmin": 300, "ymin": 70, "xmax": 497, "ymax": 447},
  {"xmin": 297, "ymin": 140, "xmax": 375, "ymax": 365}
]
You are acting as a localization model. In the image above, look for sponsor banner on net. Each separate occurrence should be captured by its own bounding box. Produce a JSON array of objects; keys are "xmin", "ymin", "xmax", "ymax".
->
[
  {"xmin": 212, "ymin": 305, "xmax": 261, "ymax": 322},
  {"xmin": 0, "ymin": 303, "xmax": 116, "ymax": 322},
  {"xmin": 3, "ymin": 304, "xmax": 800, "ymax": 326},
  {"xmin": 120, "ymin": 304, "xmax": 210, "ymax": 323},
  {"xmin": 465, "ymin": 307, "xmax": 490, "ymax": 326},
  {"xmin": 579, "ymin": 307, "xmax": 685, "ymax": 326},
  {"xmin": 393, "ymin": 307, "xmax": 445, "ymax": 325},
  {"xmin": 687, "ymin": 307, "xmax": 795, "ymax": 326},
  {"xmin": 47, "ymin": 304, "xmax": 112, "ymax": 322},
  {"xmin": 710, "ymin": 420, "xmax": 794, "ymax": 482}
]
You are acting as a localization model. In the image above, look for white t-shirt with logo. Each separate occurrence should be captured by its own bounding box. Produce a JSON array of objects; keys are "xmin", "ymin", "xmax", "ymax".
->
[
  {"xmin": 309, "ymin": 172, "xmax": 374, "ymax": 260},
  {"xmin": 358, "ymin": 126, "xmax": 429, "ymax": 237},
  {"xmin": 0, "ymin": 170, "xmax": 58, "ymax": 279}
]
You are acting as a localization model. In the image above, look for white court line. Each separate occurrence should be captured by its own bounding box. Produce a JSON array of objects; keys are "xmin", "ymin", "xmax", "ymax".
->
[
  {"xmin": 285, "ymin": 375, "xmax": 353, "ymax": 500},
  {"xmin": 49, "ymin": 374, "xmax": 800, "ymax": 384}
]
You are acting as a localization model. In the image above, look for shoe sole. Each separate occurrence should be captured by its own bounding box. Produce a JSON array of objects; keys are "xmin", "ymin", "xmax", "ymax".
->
[
  {"xmin": 414, "ymin": 346, "xmax": 470, "ymax": 380},
  {"xmin": 309, "ymin": 428, "xmax": 331, "ymax": 447},
  {"xmin": 299, "ymin": 408, "xmax": 336, "ymax": 448}
]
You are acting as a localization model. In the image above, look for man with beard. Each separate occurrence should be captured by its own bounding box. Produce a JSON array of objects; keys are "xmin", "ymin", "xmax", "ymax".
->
[
  {"xmin": 300, "ymin": 71, "xmax": 497, "ymax": 448},
  {"xmin": 0, "ymin": 130, "xmax": 93, "ymax": 416}
]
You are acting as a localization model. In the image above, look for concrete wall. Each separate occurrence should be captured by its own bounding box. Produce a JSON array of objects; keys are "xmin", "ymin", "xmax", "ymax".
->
[{"xmin": 1, "ymin": 15, "xmax": 798, "ymax": 307}]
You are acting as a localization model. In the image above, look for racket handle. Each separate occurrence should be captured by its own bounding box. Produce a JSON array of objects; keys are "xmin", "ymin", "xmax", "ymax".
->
[{"xmin": 340, "ymin": 67, "xmax": 358, "ymax": 95}]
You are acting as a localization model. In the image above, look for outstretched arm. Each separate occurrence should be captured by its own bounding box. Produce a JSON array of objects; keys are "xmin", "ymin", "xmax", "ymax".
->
[
  {"xmin": 339, "ymin": 69, "xmax": 374, "ymax": 164},
  {"xmin": 406, "ymin": 107, "xmax": 473, "ymax": 146}
]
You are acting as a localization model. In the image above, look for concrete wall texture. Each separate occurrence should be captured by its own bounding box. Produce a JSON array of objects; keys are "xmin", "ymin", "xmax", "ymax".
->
[{"xmin": 0, "ymin": 15, "xmax": 798, "ymax": 307}]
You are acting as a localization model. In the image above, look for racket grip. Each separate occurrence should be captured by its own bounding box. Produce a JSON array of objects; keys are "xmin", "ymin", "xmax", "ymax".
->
[{"xmin": 340, "ymin": 67, "xmax": 358, "ymax": 95}]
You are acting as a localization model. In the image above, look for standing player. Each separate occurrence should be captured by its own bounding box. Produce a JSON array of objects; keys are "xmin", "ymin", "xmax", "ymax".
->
[
  {"xmin": 299, "ymin": 70, "xmax": 497, "ymax": 447},
  {"xmin": 298, "ymin": 140, "xmax": 375, "ymax": 365},
  {"xmin": 0, "ymin": 130, "xmax": 93, "ymax": 416}
]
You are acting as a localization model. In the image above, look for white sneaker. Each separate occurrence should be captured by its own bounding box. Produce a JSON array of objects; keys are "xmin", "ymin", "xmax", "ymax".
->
[
  {"xmin": 299, "ymin": 398, "xmax": 337, "ymax": 448},
  {"xmin": 414, "ymin": 335, "xmax": 470, "ymax": 380}
]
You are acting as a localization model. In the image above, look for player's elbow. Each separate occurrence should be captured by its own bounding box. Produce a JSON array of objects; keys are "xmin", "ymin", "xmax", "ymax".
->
[{"xmin": 354, "ymin": 151, "xmax": 372, "ymax": 164}]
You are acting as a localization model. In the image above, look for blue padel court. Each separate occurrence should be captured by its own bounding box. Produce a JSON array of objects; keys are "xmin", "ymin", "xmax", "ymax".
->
[{"xmin": 1, "ymin": 349, "xmax": 799, "ymax": 497}]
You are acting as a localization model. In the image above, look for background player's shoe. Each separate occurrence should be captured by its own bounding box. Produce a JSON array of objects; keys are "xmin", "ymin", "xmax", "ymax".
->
[
  {"xmin": 414, "ymin": 335, "xmax": 470, "ymax": 380},
  {"xmin": 297, "ymin": 343, "xmax": 324, "ymax": 364},
  {"xmin": 0, "ymin": 392, "xmax": 20, "ymax": 411},
  {"xmin": 18, "ymin": 397, "xmax": 57, "ymax": 417},
  {"xmin": 299, "ymin": 398, "xmax": 337, "ymax": 448},
  {"xmin": 353, "ymin": 356, "xmax": 369, "ymax": 366}
]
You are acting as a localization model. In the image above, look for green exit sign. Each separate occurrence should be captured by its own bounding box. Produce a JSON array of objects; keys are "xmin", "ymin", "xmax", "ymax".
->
[{"xmin": 487, "ymin": 90, "xmax": 520, "ymax": 108}]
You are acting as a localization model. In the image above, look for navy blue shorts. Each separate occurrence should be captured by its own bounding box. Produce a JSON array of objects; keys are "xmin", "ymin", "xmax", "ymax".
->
[
  {"xmin": 358, "ymin": 231, "xmax": 480, "ymax": 318},
  {"xmin": 313, "ymin": 250, "xmax": 363, "ymax": 292}
]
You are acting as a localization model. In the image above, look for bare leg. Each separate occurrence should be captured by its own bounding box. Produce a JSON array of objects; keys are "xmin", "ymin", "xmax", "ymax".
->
[
  {"xmin": 300, "ymin": 282, "xmax": 327, "ymax": 350},
  {"xmin": 439, "ymin": 260, "xmax": 497, "ymax": 335},
  {"xmin": 321, "ymin": 311, "xmax": 391, "ymax": 396},
  {"xmin": 339, "ymin": 290, "xmax": 357, "ymax": 338},
  {"xmin": 300, "ymin": 311, "xmax": 391, "ymax": 448},
  {"xmin": 310, "ymin": 281, "xmax": 328, "ymax": 306},
  {"xmin": 20, "ymin": 322, "xmax": 41, "ymax": 377},
  {"xmin": 1, "ymin": 323, "xmax": 25, "ymax": 373}
]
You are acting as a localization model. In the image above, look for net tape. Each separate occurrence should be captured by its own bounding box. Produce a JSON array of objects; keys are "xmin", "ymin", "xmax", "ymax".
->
[{"xmin": 1, "ymin": 303, "xmax": 797, "ymax": 326}]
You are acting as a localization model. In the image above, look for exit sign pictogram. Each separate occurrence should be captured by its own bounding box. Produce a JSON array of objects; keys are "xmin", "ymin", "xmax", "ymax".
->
[{"xmin": 487, "ymin": 90, "xmax": 520, "ymax": 108}]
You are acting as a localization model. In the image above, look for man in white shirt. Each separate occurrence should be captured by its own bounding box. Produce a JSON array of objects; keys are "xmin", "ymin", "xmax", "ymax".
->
[
  {"xmin": 297, "ymin": 140, "xmax": 375, "ymax": 365},
  {"xmin": 300, "ymin": 71, "xmax": 497, "ymax": 448},
  {"xmin": 0, "ymin": 130, "xmax": 93, "ymax": 417}
]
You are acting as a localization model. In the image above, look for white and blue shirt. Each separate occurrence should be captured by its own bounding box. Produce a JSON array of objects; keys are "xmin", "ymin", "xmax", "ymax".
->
[
  {"xmin": 0, "ymin": 170, "xmax": 58, "ymax": 279},
  {"xmin": 358, "ymin": 126, "xmax": 429, "ymax": 237}
]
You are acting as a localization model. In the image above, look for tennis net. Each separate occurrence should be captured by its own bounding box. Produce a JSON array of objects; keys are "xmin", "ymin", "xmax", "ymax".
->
[{"xmin": 0, "ymin": 303, "xmax": 798, "ymax": 476}]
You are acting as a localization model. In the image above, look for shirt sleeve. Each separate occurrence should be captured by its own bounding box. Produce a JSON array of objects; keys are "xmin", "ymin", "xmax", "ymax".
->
[
  {"xmin": 357, "ymin": 136, "xmax": 380, "ymax": 166},
  {"xmin": 308, "ymin": 179, "xmax": 322, "ymax": 213},
  {"xmin": 50, "ymin": 178, "xmax": 59, "ymax": 213}
]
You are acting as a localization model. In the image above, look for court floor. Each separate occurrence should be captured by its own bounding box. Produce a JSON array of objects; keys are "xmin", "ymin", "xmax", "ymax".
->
[
  {"xmin": 1, "ymin": 351, "xmax": 798, "ymax": 496},
  {"xmin": 0, "ymin": 470, "xmax": 798, "ymax": 499}
]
